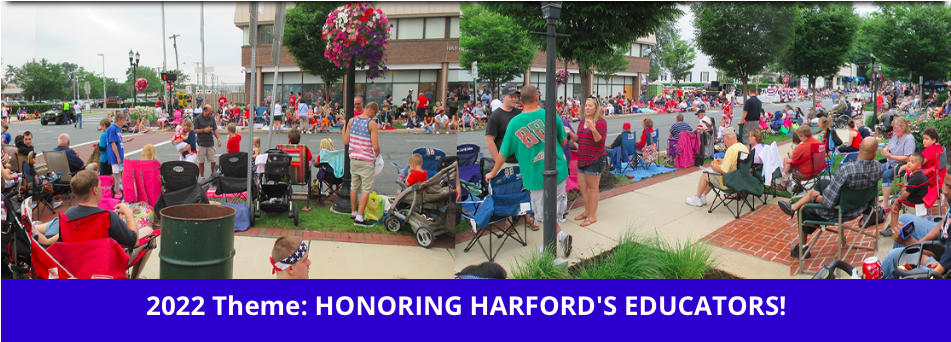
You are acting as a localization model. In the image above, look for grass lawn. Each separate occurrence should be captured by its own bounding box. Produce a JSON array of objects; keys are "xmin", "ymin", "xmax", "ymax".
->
[
  {"xmin": 251, "ymin": 200, "xmax": 411, "ymax": 235},
  {"xmin": 762, "ymin": 133, "xmax": 793, "ymax": 145}
]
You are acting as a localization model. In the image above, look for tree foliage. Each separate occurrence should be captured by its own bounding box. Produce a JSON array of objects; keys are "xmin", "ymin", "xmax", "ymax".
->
[
  {"xmin": 284, "ymin": 1, "xmax": 348, "ymax": 101},
  {"xmin": 594, "ymin": 49, "xmax": 630, "ymax": 81},
  {"xmin": 124, "ymin": 65, "xmax": 162, "ymax": 96},
  {"xmin": 458, "ymin": 2, "xmax": 536, "ymax": 97},
  {"xmin": 11, "ymin": 59, "xmax": 67, "ymax": 101},
  {"xmin": 484, "ymin": 2, "xmax": 682, "ymax": 98},
  {"xmin": 646, "ymin": 18, "xmax": 681, "ymax": 81},
  {"xmin": 783, "ymin": 2, "xmax": 859, "ymax": 103},
  {"xmin": 661, "ymin": 38, "xmax": 697, "ymax": 86},
  {"xmin": 861, "ymin": 2, "xmax": 951, "ymax": 82},
  {"xmin": 692, "ymin": 2, "xmax": 794, "ymax": 94}
]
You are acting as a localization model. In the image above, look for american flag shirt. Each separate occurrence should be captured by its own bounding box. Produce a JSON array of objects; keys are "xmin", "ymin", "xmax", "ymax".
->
[{"xmin": 349, "ymin": 116, "xmax": 375, "ymax": 162}]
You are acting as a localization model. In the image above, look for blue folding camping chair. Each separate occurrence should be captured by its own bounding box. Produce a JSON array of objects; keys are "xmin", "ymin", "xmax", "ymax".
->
[
  {"xmin": 618, "ymin": 131, "xmax": 639, "ymax": 173},
  {"xmin": 254, "ymin": 107, "xmax": 269, "ymax": 125},
  {"xmin": 634, "ymin": 129, "xmax": 660, "ymax": 169},
  {"xmin": 459, "ymin": 166, "xmax": 530, "ymax": 262},
  {"xmin": 392, "ymin": 147, "xmax": 446, "ymax": 182},
  {"xmin": 456, "ymin": 144, "xmax": 482, "ymax": 184}
]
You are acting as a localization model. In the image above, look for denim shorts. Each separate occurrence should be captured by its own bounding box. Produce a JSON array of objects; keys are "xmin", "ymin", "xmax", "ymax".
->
[{"xmin": 578, "ymin": 154, "xmax": 607, "ymax": 175}]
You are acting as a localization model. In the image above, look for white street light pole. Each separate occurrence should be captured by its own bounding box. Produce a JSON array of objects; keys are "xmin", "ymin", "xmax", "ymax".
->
[
  {"xmin": 98, "ymin": 54, "xmax": 105, "ymax": 106},
  {"xmin": 201, "ymin": 2, "xmax": 206, "ymax": 100}
]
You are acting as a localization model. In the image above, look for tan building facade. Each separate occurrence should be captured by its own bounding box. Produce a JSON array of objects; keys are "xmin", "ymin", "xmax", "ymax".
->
[{"xmin": 236, "ymin": 2, "xmax": 653, "ymax": 107}]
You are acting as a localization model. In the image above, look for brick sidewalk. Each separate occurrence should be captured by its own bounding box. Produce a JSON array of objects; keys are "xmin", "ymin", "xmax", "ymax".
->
[
  {"xmin": 236, "ymin": 227, "xmax": 455, "ymax": 249},
  {"xmin": 702, "ymin": 204, "xmax": 879, "ymax": 275}
]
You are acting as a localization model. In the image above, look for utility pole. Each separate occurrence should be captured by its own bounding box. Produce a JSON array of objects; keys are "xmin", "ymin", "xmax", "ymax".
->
[
  {"xmin": 162, "ymin": 2, "xmax": 169, "ymax": 113},
  {"xmin": 169, "ymin": 34, "xmax": 181, "ymax": 72},
  {"xmin": 267, "ymin": 1, "xmax": 287, "ymax": 148},
  {"xmin": 194, "ymin": 62, "xmax": 200, "ymax": 90},
  {"xmin": 248, "ymin": 1, "xmax": 259, "ymax": 217},
  {"xmin": 201, "ymin": 2, "xmax": 206, "ymax": 102}
]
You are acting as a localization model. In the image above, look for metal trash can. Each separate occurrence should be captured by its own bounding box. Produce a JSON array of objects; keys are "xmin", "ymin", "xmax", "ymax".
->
[{"xmin": 159, "ymin": 204, "xmax": 236, "ymax": 279}]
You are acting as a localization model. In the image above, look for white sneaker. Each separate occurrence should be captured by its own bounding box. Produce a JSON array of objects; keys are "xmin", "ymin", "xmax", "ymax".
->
[
  {"xmin": 686, "ymin": 196, "xmax": 703, "ymax": 207},
  {"xmin": 700, "ymin": 195, "xmax": 708, "ymax": 205}
]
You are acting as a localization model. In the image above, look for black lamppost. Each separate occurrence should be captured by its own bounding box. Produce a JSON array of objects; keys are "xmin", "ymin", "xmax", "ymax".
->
[
  {"xmin": 332, "ymin": 56, "xmax": 357, "ymax": 214},
  {"xmin": 533, "ymin": 1, "xmax": 566, "ymax": 254},
  {"xmin": 871, "ymin": 53, "xmax": 878, "ymax": 121},
  {"xmin": 129, "ymin": 50, "xmax": 140, "ymax": 105}
]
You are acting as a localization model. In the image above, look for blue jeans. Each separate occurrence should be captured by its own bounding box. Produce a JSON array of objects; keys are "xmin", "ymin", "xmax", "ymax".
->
[
  {"xmin": 881, "ymin": 213, "xmax": 938, "ymax": 278},
  {"xmin": 881, "ymin": 162, "xmax": 896, "ymax": 187},
  {"xmin": 75, "ymin": 113, "xmax": 82, "ymax": 128},
  {"xmin": 423, "ymin": 125, "xmax": 434, "ymax": 134}
]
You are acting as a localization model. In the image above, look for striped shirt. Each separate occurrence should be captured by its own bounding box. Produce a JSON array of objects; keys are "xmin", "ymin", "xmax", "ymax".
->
[
  {"xmin": 349, "ymin": 116, "xmax": 375, "ymax": 162},
  {"xmin": 576, "ymin": 117, "xmax": 608, "ymax": 166}
]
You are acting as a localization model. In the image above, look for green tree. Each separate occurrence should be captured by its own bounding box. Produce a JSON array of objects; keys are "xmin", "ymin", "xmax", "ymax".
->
[
  {"xmin": 783, "ymin": 2, "xmax": 859, "ymax": 105},
  {"xmin": 283, "ymin": 1, "xmax": 348, "ymax": 102},
  {"xmin": 459, "ymin": 2, "xmax": 536, "ymax": 97},
  {"xmin": 645, "ymin": 18, "xmax": 681, "ymax": 82},
  {"xmin": 484, "ymin": 2, "xmax": 682, "ymax": 98},
  {"xmin": 660, "ymin": 38, "xmax": 697, "ymax": 86},
  {"xmin": 124, "ymin": 65, "xmax": 162, "ymax": 99},
  {"xmin": 692, "ymin": 2, "xmax": 795, "ymax": 95},
  {"xmin": 594, "ymin": 49, "xmax": 630, "ymax": 81},
  {"xmin": 12, "ymin": 58, "xmax": 67, "ymax": 101},
  {"xmin": 861, "ymin": 2, "xmax": 951, "ymax": 82}
]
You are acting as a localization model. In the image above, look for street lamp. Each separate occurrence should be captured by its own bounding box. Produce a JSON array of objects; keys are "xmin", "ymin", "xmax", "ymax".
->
[
  {"xmin": 129, "ymin": 50, "xmax": 140, "ymax": 105},
  {"xmin": 538, "ymin": 1, "xmax": 564, "ymax": 255},
  {"xmin": 871, "ymin": 53, "xmax": 877, "ymax": 121}
]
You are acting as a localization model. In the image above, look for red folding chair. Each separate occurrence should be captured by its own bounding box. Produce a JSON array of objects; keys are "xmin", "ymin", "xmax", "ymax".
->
[{"xmin": 788, "ymin": 143, "xmax": 827, "ymax": 195}]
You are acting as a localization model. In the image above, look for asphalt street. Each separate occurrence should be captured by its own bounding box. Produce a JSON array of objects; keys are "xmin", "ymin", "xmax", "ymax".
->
[
  {"xmin": 7, "ymin": 112, "xmax": 455, "ymax": 195},
  {"xmin": 8, "ymin": 94, "xmax": 853, "ymax": 196}
]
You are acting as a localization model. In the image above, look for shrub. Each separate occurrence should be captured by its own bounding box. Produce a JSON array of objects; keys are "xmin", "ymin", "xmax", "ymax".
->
[
  {"xmin": 909, "ymin": 114, "xmax": 951, "ymax": 154},
  {"xmin": 9, "ymin": 104, "xmax": 55, "ymax": 113}
]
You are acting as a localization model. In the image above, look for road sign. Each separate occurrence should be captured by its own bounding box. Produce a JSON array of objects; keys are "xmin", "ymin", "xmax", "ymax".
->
[
  {"xmin": 471, "ymin": 62, "xmax": 478, "ymax": 79},
  {"xmin": 186, "ymin": 86, "xmax": 192, "ymax": 93},
  {"xmin": 83, "ymin": 82, "xmax": 90, "ymax": 94},
  {"xmin": 205, "ymin": 90, "xmax": 212, "ymax": 94},
  {"xmin": 195, "ymin": 67, "xmax": 215, "ymax": 74}
]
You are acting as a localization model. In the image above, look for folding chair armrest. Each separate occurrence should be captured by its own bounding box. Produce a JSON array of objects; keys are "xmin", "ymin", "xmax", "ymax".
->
[{"xmin": 801, "ymin": 202, "xmax": 831, "ymax": 211}]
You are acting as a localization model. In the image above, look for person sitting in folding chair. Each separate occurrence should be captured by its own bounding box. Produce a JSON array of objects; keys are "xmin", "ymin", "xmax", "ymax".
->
[
  {"xmin": 885, "ymin": 153, "xmax": 929, "ymax": 232},
  {"xmin": 686, "ymin": 127, "xmax": 748, "ymax": 207},
  {"xmin": 56, "ymin": 170, "xmax": 150, "ymax": 247},
  {"xmin": 879, "ymin": 171, "xmax": 951, "ymax": 278},
  {"xmin": 777, "ymin": 137, "xmax": 881, "ymax": 258}
]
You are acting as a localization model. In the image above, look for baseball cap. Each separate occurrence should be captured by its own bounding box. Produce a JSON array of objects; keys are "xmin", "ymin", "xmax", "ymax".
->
[
  {"xmin": 695, "ymin": 109, "xmax": 705, "ymax": 116},
  {"xmin": 622, "ymin": 122, "xmax": 631, "ymax": 130},
  {"xmin": 501, "ymin": 85, "xmax": 520, "ymax": 96},
  {"xmin": 721, "ymin": 127, "xmax": 737, "ymax": 137}
]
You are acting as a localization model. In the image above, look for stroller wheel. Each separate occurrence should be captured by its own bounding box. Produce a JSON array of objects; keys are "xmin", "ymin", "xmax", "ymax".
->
[
  {"xmin": 384, "ymin": 215, "xmax": 402, "ymax": 233},
  {"xmin": 249, "ymin": 210, "xmax": 255, "ymax": 227},
  {"xmin": 292, "ymin": 204, "xmax": 299, "ymax": 226},
  {"xmin": 415, "ymin": 226, "xmax": 434, "ymax": 248}
]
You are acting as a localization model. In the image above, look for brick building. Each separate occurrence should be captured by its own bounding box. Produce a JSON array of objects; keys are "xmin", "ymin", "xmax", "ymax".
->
[{"xmin": 235, "ymin": 2, "xmax": 654, "ymax": 107}]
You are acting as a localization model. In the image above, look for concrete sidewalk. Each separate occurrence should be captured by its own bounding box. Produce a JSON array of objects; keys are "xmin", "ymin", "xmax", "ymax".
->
[{"xmin": 140, "ymin": 235, "xmax": 455, "ymax": 279}]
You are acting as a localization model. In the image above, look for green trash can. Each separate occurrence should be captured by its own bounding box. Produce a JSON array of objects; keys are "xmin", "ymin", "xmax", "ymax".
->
[{"xmin": 159, "ymin": 204, "xmax": 236, "ymax": 279}]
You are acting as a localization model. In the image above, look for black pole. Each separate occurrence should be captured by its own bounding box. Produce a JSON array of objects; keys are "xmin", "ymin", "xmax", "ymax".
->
[
  {"xmin": 564, "ymin": 60, "xmax": 568, "ymax": 112},
  {"xmin": 332, "ymin": 56, "xmax": 357, "ymax": 214},
  {"xmin": 133, "ymin": 64, "xmax": 137, "ymax": 107},
  {"xmin": 872, "ymin": 57, "xmax": 877, "ymax": 121},
  {"xmin": 542, "ymin": 12, "xmax": 558, "ymax": 254}
]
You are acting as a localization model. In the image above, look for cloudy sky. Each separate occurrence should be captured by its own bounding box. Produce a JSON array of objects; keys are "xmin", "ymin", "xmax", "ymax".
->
[{"xmin": 1, "ymin": 1, "xmax": 244, "ymax": 84}]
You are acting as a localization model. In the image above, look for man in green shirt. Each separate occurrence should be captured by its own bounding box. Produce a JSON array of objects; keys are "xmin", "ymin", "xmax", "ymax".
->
[{"xmin": 486, "ymin": 85, "xmax": 573, "ymax": 257}]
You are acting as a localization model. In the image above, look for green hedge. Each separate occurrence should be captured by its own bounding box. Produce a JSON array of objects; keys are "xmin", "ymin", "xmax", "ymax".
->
[
  {"xmin": 909, "ymin": 114, "xmax": 951, "ymax": 152},
  {"xmin": 8, "ymin": 104, "xmax": 55, "ymax": 113}
]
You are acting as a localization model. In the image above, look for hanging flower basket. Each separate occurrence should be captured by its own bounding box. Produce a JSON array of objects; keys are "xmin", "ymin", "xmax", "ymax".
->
[
  {"xmin": 322, "ymin": 2, "xmax": 390, "ymax": 79},
  {"xmin": 556, "ymin": 69, "xmax": 569, "ymax": 87}
]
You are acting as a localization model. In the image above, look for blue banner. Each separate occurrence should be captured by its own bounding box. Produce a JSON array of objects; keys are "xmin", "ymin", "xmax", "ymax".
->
[{"xmin": 1, "ymin": 280, "xmax": 932, "ymax": 342}]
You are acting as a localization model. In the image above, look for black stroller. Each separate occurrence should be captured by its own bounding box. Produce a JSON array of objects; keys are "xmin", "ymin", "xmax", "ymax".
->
[{"xmin": 256, "ymin": 148, "xmax": 299, "ymax": 226}]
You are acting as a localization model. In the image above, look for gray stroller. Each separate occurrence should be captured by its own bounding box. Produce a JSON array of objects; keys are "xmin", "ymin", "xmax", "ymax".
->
[{"xmin": 383, "ymin": 161, "xmax": 460, "ymax": 248}]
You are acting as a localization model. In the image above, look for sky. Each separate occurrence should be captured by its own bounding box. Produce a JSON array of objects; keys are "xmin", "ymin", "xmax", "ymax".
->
[{"xmin": 1, "ymin": 1, "xmax": 244, "ymax": 85}]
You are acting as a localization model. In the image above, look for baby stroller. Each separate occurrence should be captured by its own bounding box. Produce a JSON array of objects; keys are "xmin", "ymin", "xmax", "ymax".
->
[
  {"xmin": 383, "ymin": 161, "xmax": 459, "ymax": 248},
  {"xmin": 256, "ymin": 148, "xmax": 298, "ymax": 226}
]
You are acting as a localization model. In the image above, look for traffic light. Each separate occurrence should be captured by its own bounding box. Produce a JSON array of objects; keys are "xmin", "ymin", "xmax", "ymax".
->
[{"xmin": 161, "ymin": 72, "xmax": 178, "ymax": 82}]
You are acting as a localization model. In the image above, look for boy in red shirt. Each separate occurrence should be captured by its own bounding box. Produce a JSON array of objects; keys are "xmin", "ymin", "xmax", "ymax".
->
[
  {"xmin": 398, "ymin": 154, "xmax": 427, "ymax": 195},
  {"xmin": 226, "ymin": 123, "xmax": 241, "ymax": 154}
]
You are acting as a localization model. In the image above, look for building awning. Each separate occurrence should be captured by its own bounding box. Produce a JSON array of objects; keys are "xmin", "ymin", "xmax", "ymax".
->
[{"xmin": 2, "ymin": 85, "xmax": 23, "ymax": 95}]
